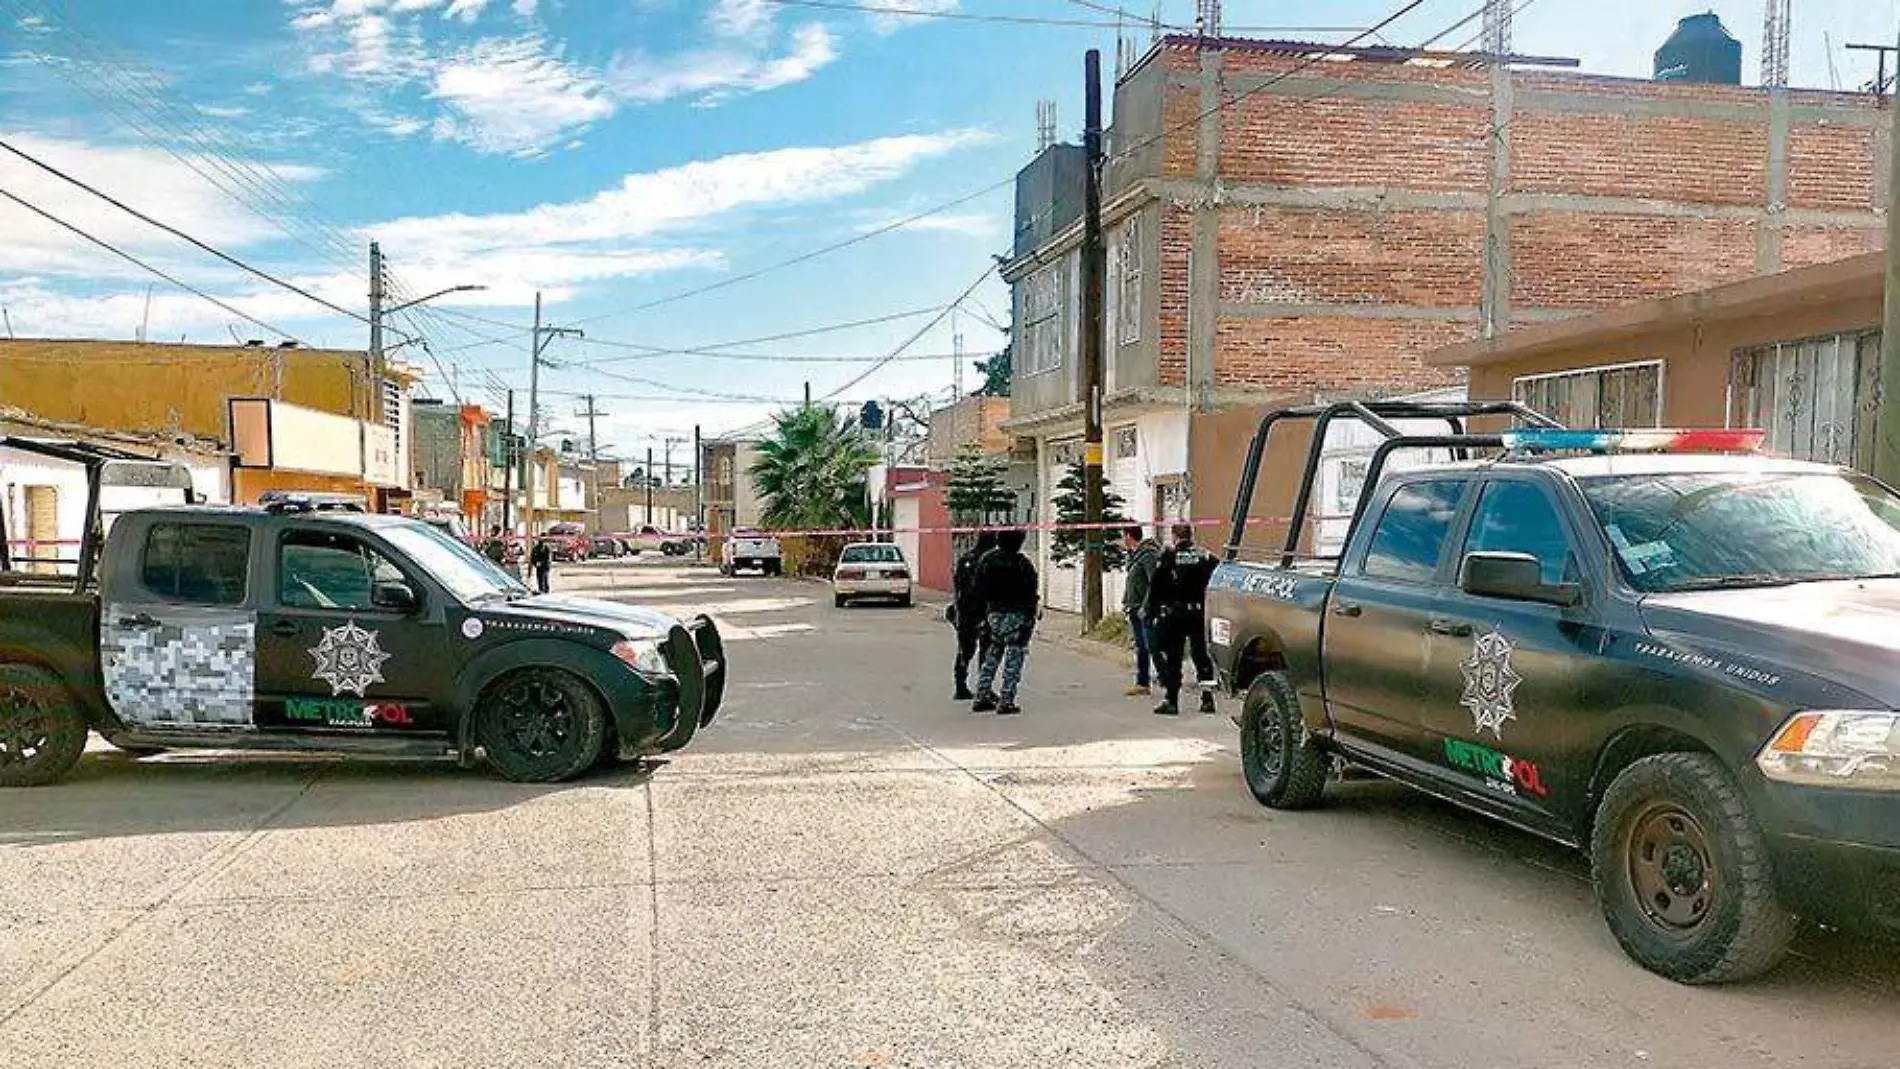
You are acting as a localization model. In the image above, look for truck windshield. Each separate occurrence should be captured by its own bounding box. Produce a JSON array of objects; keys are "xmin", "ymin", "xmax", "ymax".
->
[
  {"xmin": 1578, "ymin": 470, "xmax": 1900, "ymax": 593},
  {"xmin": 380, "ymin": 521, "xmax": 528, "ymax": 603}
]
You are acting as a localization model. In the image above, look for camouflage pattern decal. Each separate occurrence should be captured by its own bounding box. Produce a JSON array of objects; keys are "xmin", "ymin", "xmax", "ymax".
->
[{"xmin": 101, "ymin": 604, "xmax": 256, "ymax": 727}]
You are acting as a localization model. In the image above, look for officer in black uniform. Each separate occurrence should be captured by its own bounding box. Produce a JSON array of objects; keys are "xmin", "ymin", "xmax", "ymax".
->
[
  {"xmin": 1142, "ymin": 523, "xmax": 1220, "ymax": 716},
  {"xmin": 950, "ymin": 531, "xmax": 997, "ymax": 700}
]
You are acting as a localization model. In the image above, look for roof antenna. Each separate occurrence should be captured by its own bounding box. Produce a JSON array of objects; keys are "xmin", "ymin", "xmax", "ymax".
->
[
  {"xmin": 1482, "ymin": 0, "xmax": 1511, "ymax": 58},
  {"xmin": 1035, "ymin": 100, "xmax": 1057, "ymax": 152},
  {"xmin": 1195, "ymin": 0, "xmax": 1220, "ymax": 37},
  {"xmin": 1, "ymin": 307, "xmax": 12, "ymax": 339}
]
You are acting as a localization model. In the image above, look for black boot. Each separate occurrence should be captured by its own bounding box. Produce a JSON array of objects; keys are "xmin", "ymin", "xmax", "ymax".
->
[
  {"xmin": 971, "ymin": 694, "xmax": 998, "ymax": 712},
  {"xmin": 1199, "ymin": 690, "xmax": 1218, "ymax": 714},
  {"xmin": 954, "ymin": 675, "xmax": 974, "ymax": 701},
  {"xmin": 1152, "ymin": 698, "xmax": 1180, "ymax": 716},
  {"xmin": 997, "ymin": 702, "xmax": 1022, "ymax": 716}
]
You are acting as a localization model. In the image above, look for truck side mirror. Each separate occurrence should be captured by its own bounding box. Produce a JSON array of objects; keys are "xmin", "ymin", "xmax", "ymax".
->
[
  {"xmin": 1460, "ymin": 551, "xmax": 1580, "ymax": 607},
  {"xmin": 372, "ymin": 580, "xmax": 420, "ymax": 613}
]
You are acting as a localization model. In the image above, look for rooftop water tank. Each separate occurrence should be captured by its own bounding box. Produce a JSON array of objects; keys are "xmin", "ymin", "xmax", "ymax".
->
[{"xmin": 1654, "ymin": 12, "xmax": 1742, "ymax": 84}]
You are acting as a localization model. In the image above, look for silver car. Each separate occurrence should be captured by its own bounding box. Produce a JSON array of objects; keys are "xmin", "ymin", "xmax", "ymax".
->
[{"xmin": 832, "ymin": 542, "xmax": 913, "ymax": 608}]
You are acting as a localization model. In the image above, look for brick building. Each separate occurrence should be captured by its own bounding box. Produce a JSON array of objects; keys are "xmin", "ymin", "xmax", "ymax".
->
[{"xmin": 1002, "ymin": 34, "xmax": 1889, "ymax": 611}]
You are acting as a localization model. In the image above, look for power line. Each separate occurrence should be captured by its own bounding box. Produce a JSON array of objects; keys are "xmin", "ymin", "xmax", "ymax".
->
[
  {"xmin": 760, "ymin": 0, "xmax": 1363, "ymax": 32},
  {"xmin": 0, "ymin": 135, "xmax": 374, "ymax": 326},
  {"xmin": 568, "ymin": 305, "xmax": 949, "ymax": 365},
  {"xmin": 0, "ymin": 182, "xmax": 300, "ymax": 342},
  {"xmin": 822, "ymin": 263, "xmax": 997, "ymax": 401}
]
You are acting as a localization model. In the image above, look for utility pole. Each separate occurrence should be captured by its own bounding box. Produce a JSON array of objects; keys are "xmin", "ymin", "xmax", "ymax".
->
[
  {"xmin": 1879, "ymin": 23, "xmax": 1900, "ymax": 484},
  {"xmin": 1079, "ymin": 47, "xmax": 1108, "ymax": 630},
  {"xmin": 803, "ymin": 380, "xmax": 812, "ymax": 408},
  {"xmin": 523, "ymin": 290, "xmax": 583, "ymax": 539},
  {"xmin": 692, "ymin": 424, "xmax": 703, "ymax": 560},
  {"xmin": 579, "ymin": 394, "xmax": 607, "ymax": 533},
  {"xmin": 367, "ymin": 241, "xmax": 384, "ymax": 421},
  {"xmin": 646, "ymin": 446, "xmax": 655, "ymax": 525},
  {"xmin": 501, "ymin": 389, "xmax": 516, "ymax": 537}
]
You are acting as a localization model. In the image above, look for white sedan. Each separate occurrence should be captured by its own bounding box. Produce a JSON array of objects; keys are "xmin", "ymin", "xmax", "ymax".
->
[{"xmin": 832, "ymin": 542, "xmax": 913, "ymax": 608}]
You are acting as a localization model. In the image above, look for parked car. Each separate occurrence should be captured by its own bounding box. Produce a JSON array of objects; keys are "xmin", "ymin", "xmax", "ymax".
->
[
  {"xmin": 1207, "ymin": 401, "xmax": 1900, "ymax": 985},
  {"xmin": 0, "ymin": 445, "xmax": 726, "ymax": 788},
  {"xmin": 541, "ymin": 523, "xmax": 589, "ymax": 562},
  {"xmin": 589, "ymin": 536, "xmax": 625, "ymax": 559},
  {"xmin": 832, "ymin": 542, "xmax": 912, "ymax": 608},
  {"xmin": 621, "ymin": 524, "xmax": 672, "ymax": 555},
  {"xmin": 721, "ymin": 528, "xmax": 782, "ymax": 576}
]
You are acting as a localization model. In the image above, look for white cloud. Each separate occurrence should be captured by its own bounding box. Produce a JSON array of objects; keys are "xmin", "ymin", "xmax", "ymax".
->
[
  {"xmin": 854, "ymin": 211, "xmax": 996, "ymax": 237},
  {"xmin": 868, "ymin": 0, "xmax": 957, "ymax": 34},
  {"xmin": 198, "ymin": 104, "xmax": 251, "ymax": 119},
  {"xmin": 709, "ymin": 0, "xmax": 772, "ymax": 38},
  {"xmin": 608, "ymin": 22, "xmax": 839, "ymax": 105},
  {"xmin": 0, "ymin": 133, "xmax": 322, "ymax": 280},
  {"xmin": 512, "ymin": 0, "xmax": 538, "ymax": 16},
  {"xmin": 242, "ymin": 81, "xmax": 275, "ymax": 96},
  {"xmin": 428, "ymin": 36, "xmax": 615, "ymax": 156},
  {"xmin": 446, "ymin": 0, "xmax": 490, "ymax": 21}
]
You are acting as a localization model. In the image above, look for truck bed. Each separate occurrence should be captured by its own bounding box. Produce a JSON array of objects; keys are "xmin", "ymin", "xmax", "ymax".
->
[
  {"xmin": 0, "ymin": 585, "xmax": 106, "ymax": 717},
  {"xmin": 1205, "ymin": 557, "xmax": 1336, "ymax": 711}
]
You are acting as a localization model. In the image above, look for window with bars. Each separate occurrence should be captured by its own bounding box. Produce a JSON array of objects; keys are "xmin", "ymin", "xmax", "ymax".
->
[
  {"xmin": 1513, "ymin": 362, "xmax": 1662, "ymax": 429},
  {"xmin": 1729, "ymin": 330, "xmax": 1882, "ymax": 468},
  {"xmin": 1019, "ymin": 264, "xmax": 1062, "ymax": 376},
  {"xmin": 1114, "ymin": 218, "xmax": 1142, "ymax": 345}
]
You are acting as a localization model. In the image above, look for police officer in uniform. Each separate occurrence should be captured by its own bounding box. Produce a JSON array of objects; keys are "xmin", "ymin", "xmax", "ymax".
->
[
  {"xmin": 1142, "ymin": 523, "xmax": 1220, "ymax": 716},
  {"xmin": 950, "ymin": 531, "xmax": 997, "ymax": 700}
]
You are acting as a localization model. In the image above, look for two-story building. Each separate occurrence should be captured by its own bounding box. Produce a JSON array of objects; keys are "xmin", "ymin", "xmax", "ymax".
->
[{"xmin": 1002, "ymin": 32, "xmax": 1889, "ymax": 612}]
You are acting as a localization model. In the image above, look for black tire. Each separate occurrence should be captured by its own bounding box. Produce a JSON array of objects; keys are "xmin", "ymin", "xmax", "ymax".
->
[
  {"xmin": 1238, "ymin": 672, "xmax": 1329, "ymax": 810},
  {"xmin": 476, "ymin": 669, "xmax": 608, "ymax": 784},
  {"xmin": 834, "ymin": 594, "xmax": 848, "ymax": 608},
  {"xmin": 1590, "ymin": 752, "xmax": 1795, "ymax": 984},
  {"xmin": 896, "ymin": 593, "xmax": 913, "ymax": 608},
  {"xmin": 0, "ymin": 663, "xmax": 88, "ymax": 787},
  {"xmin": 766, "ymin": 560, "xmax": 783, "ymax": 577}
]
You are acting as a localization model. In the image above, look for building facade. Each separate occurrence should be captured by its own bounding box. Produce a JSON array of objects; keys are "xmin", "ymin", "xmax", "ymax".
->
[
  {"xmin": 1003, "ymin": 34, "xmax": 1890, "ymax": 611},
  {"xmin": 1428, "ymin": 252, "xmax": 1886, "ymax": 474},
  {"xmin": 0, "ymin": 338, "xmax": 419, "ymax": 508}
]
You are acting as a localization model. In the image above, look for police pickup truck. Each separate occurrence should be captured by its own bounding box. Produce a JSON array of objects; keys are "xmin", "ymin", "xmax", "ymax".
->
[
  {"xmin": 0, "ymin": 441, "xmax": 724, "ymax": 788},
  {"xmin": 1206, "ymin": 401, "xmax": 1900, "ymax": 984}
]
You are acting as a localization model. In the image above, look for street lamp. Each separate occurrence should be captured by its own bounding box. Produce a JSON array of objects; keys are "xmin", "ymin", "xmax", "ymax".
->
[{"xmin": 385, "ymin": 283, "xmax": 487, "ymax": 316}]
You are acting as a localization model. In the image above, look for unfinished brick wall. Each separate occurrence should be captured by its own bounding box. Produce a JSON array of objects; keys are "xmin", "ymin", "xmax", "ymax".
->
[{"xmin": 1136, "ymin": 38, "xmax": 1887, "ymax": 403}]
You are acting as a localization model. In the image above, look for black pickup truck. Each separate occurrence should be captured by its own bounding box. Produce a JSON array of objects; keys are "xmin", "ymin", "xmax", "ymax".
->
[
  {"xmin": 1206, "ymin": 401, "xmax": 1900, "ymax": 984},
  {"xmin": 0, "ymin": 440, "xmax": 724, "ymax": 788}
]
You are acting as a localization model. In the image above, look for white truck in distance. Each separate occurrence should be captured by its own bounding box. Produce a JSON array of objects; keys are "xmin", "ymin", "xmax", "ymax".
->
[{"xmin": 721, "ymin": 528, "xmax": 782, "ymax": 576}]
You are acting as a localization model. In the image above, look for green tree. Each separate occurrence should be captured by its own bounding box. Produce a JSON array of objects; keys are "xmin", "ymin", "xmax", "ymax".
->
[
  {"xmin": 1049, "ymin": 461, "xmax": 1127, "ymax": 570},
  {"xmin": 748, "ymin": 404, "xmax": 882, "ymax": 531},
  {"xmin": 973, "ymin": 345, "xmax": 1011, "ymax": 397},
  {"xmin": 944, "ymin": 444, "xmax": 1017, "ymax": 524}
]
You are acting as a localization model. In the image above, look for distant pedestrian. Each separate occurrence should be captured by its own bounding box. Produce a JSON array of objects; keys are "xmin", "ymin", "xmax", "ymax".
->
[
  {"xmin": 1144, "ymin": 523, "xmax": 1219, "ymax": 716},
  {"xmin": 1121, "ymin": 525, "xmax": 1162, "ymax": 697},
  {"xmin": 950, "ymin": 531, "xmax": 997, "ymax": 700},
  {"xmin": 971, "ymin": 529, "xmax": 1038, "ymax": 716},
  {"xmin": 530, "ymin": 537, "xmax": 554, "ymax": 594},
  {"xmin": 484, "ymin": 525, "xmax": 508, "ymax": 566}
]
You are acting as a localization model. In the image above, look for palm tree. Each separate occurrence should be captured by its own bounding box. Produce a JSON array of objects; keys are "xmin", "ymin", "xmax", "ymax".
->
[{"xmin": 749, "ymin": 404, "xmax": 883, "ymax": 531}]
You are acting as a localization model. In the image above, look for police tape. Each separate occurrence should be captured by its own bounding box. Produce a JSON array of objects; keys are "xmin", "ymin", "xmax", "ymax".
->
[{"xmin": 586, "ymin": 512, "xmax": 1346, "ymax": 543}]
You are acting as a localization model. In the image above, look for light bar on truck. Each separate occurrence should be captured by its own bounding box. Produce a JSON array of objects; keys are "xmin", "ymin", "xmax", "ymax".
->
[{"xmin": 1500, "ymin": 428, "xmax": 1766, "ymax": 455}]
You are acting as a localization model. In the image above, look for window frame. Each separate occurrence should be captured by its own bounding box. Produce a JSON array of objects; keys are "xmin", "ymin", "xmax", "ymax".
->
[
  {"xmin": 274, "ymin": 527, "xmax": 423, "ymax": 615},
  {"xmin": 1512, "ymin": 359, "xmax": 1665, "ymax": 430},
  {"xmin": 137, "ymin": 521, "xmax": 253, "ymax": 606},
  {"xmin": 1017, "ymin": 262, "xmax": 1064, "ymax": 378},
  {"xmin": 1350, "ymin": 476, "xmax": 1473, "ymax": 587}
]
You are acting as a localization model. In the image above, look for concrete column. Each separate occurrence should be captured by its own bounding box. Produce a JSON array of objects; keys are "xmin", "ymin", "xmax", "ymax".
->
[
  {"xmin": 1758, "ymin": 89, "xmax": 1790, "ymax": 275},
  {"xmin": 1189, "ymin": 46, "xmax": 1223, "ymax": 416},
  {"xmin": 1481, "ymin": 63, "xmax": 1514, "ymax": 338}
]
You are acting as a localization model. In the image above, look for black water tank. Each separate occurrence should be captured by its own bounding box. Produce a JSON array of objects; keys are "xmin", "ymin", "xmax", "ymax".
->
[{"xmin": 1654, "ymin": 12, "xmax": 1742, "ymax": 84}]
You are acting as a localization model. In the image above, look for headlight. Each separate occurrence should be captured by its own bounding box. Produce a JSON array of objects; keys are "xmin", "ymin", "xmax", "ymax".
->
[
  {"xmin": 611, "ymin": 638, "xmax": 672, "ymax": 678},
  {"xmin": 1757, "ymin": 711, "xmax": 1900, "ymax": 789}
]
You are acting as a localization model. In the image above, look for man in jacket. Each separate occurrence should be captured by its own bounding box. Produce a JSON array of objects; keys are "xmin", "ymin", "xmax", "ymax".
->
[
  {"xmin": 1143, "ymin": 523, "xmax": 1219, "ymax": 716},
  {"xmin": 1121, "ymin": 525, "xmax": 1162, "ymax": 697},
  {"xmin": 970, "ymin": 529, "xmax": 1038, "ymax": 716},
  {"xmin": 529, "ymin": 537, "xmax": 554, "ymax": 595},
  {"xmin": 950, "ymin": 531, "xmax": 997, "ymax": 700}
]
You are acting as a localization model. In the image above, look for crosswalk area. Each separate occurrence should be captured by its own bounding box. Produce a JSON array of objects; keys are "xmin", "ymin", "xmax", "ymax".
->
[{"xmin": 552, "ymin": 559, "xmax": 821, "ymax": 642}]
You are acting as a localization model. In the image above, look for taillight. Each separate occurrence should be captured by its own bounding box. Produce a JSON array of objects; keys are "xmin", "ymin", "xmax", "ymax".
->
[
  {"xmin": 890, "ymin": 569, "xmax": 910, "ymax": 580},
  {"xmin": 838, "ymin": 568, "xmax": 865, "ymax": 580}
]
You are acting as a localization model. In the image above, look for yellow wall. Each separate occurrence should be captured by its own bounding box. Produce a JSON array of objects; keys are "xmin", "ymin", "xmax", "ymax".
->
[{"xmin": 0, "ymin": 340, "xmax": 372, "ymax": 443}]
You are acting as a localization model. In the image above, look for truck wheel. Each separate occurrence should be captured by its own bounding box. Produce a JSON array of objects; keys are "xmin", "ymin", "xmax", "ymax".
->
[
  {"xmin": 476, "ymin": 669, "xmax": 607, "ymax": 784},
  {"xmin": 834, "ymin": 594, "xmax": 848, "ymax": 609},
  {"xmin": 1590, "ymin": 752, "xmax": 1795, "ymax": 984},
  {"xmin": 0, "ymin": 663, "xmax": 88, "ymax": 787},
  {"xmin": 1239, "ymin": 672, "xmax": 1329, "ymax": 810}
]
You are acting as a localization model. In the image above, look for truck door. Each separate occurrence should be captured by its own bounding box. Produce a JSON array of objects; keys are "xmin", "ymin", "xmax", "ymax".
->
[
  {"xmin": 101, "ymin": 520, "xmax": 260, "ymax": 730},
  {"xmin": 252, "ymin": 528, "xmax": 448, "ymax": 736},
  {"xmin": 1321, "ymin": 476, "xmax": 1471, "ymax": 768},
  {"xmin": 1417, "ymin": 476, "xmax": 1597, "ymax": 833}
]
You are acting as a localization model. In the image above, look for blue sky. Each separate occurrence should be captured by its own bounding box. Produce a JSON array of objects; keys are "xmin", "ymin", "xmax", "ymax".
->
[{"xmin": 1, "ymin": 0, "xmax": 1895, "ymax": 452}]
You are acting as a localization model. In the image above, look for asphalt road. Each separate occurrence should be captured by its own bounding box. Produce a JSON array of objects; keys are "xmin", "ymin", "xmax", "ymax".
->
[{"xmin": 4, "ymin": 559, "xmax": 1898, "ymax": 1068}]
